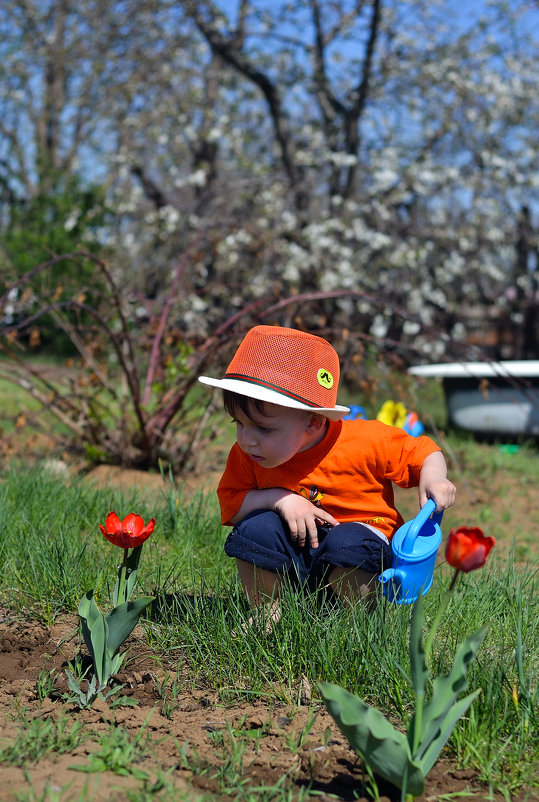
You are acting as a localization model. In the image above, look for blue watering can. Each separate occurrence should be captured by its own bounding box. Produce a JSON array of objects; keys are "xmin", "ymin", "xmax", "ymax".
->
[{"xmin": 378, "ymin": 498, "xmax": 443, "ymax": 604}]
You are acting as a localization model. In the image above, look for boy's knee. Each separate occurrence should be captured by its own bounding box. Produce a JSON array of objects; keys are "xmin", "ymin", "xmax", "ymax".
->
[
  {"xmin": 224, "ymin": 510, "xmax": 293, "ymax": 573},
  {"xmin": 316, "ymin": 522, "xmax": 391, "ymax": 574},
  {"xmin": 232, "ymin": 510, "xmax": 285, "ymax": 548}
]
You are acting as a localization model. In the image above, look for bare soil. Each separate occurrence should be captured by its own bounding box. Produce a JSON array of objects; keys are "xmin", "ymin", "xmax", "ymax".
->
[
  {"xmin": 0, "ymin": 463, "xmax": 537, "ymax": 802},
  {"xmin": 1, "ymin": 612, "xmax": 532, "ymax": 802}
]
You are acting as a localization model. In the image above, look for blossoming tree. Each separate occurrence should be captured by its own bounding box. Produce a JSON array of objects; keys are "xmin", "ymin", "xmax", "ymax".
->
[
  {"xmin": 1, "ymin": 0, "xmax": 537, "ymax": 470},
  {"xmin": 1, "ymin": 0, "xmax": 537, "ymax": 363}
]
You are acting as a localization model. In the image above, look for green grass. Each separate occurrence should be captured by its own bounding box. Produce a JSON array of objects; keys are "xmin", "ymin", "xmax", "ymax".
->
[
  {"xmin": 0, "ymin": 354, "xmax": 74, "ymax": 431},
  {"xmin": 0, "ymin": 464, "xmax": 230, "ymax": 622},
  {"xmin": 0, "ymin": 715, "xmax": 87, "ymax": 766},
  {"xmin": 0, "ymin": 458, "xmax": 537, "ymax": 800},
  {"xmin": 0, "ymin": 376, "xmax": 43, "ymax": 431},
  {"xmin": 148, "ymin": 561, "xmax": 538, "ymax": 783}
]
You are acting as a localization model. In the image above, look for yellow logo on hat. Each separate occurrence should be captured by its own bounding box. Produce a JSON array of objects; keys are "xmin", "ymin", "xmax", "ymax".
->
[{"xmin": 317, "ymin": 368, "xmax": 334, "ymax": 389}]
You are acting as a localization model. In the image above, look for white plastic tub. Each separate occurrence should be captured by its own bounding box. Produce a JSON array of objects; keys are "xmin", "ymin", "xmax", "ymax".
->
[{"xmin": 408, "ymin": 361, "xmax": 539, "ymax": 437}]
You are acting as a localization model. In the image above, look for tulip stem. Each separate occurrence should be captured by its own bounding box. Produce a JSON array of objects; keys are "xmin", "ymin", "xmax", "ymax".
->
[
  {"xmin": 424, "ymin": 570, "xmax": 461, "ymax": 664},
  {"xmin": 410, "ymin": 571, "xmax": 461, "ymax": 760},
  {"xmin": 114, "ymin": 548, "xmax": 130, "ymax": 606}
]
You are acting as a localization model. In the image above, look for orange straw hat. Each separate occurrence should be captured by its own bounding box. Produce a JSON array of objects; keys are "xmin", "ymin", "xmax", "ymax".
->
[{"xmin": 198, "ymin": 325, "xmax": 350, "ymax": 421}]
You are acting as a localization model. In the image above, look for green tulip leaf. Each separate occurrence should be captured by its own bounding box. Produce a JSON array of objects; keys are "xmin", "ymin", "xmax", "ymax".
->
[
  {"xmin": 407, "ymin": 595, "xmax": 429, "ymax": 754},
  {"xmin": 110, "ymin": 652, "xmax": 126, "ymax": 676},
  {"xmin": 319, "ymin": 681, "xmax": 425, "ymax": 796},
  {"xmin": 413, "ymin": 626, "xmax": 486, "ymax": 769},
  {"xmin": 78, "ymin": 591, "xmax": 108, "ymax": 685},
  {"xmin": 78, "ymin": 590, "xmax": 102, "ymax": 634},
  {"xmin": 417, "ymin": 689, "xmax": 481, "ymax": 775},
  {"xmin": 66, "ymin": 668, "xmax": 85, "ymax": 697},
  {"xmin": 105, "ymin": 596, "xmax": 154, "ymax": 658}
]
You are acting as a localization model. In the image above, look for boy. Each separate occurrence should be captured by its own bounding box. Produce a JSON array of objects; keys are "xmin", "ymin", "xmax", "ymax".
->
[{"xmin": 199, "ymin": 325, "xmax": 455, "ymax": 617}]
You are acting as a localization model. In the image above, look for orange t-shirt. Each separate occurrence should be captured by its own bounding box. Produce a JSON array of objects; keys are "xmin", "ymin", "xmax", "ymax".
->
[{"xmin": 217, "ymin": 419, "xmax": 440, "ymax": 540}]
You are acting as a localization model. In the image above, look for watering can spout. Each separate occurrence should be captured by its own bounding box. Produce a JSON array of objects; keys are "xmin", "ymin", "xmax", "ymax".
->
[
  {"xmin": 379, "ymin": 567, "xmax": 405, "ymax": 586},
  {"xmin": 379, "ymin": 567, "xmax": 410, "ymax": 603}
]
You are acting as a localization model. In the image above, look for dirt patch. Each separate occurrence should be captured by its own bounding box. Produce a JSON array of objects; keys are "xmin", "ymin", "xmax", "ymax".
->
[
  {"xmin": 83, "ymin": 463, "xmax": 223, "ymax": 499},
  {"xmin": 0, "ymin": 614, "xmax": 534, "ymax": 802}
]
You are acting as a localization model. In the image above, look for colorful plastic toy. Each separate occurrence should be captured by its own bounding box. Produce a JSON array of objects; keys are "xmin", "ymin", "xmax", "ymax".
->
[
  {"xmin": 378, "ymin": 498, "xmax": 443, "ymax": 604},
  {"xmin": 343, "ymin": 404, "xmax": 367, "ymax": 421},
  {"xmin": 376, "ymin": 400, "xmax": 408, "ymax": 428},
  {"xmin": 376, "ymin": 400, "xmax": 424, "ymax": 437},
  {"xmin": 403, "ymin": 411, "xmax": 425, "ymax": 437}
]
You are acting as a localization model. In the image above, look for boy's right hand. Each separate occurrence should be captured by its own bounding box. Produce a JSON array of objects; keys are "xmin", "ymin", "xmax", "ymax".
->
[{"xmin": 273, "ymin": 493, "xmax": 338, "ymax": 549}]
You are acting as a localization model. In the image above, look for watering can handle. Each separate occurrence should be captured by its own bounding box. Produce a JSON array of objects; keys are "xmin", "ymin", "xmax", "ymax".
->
[{"xmin": 402, "ymin": 498, "xmax": 443, "ymax": 552}]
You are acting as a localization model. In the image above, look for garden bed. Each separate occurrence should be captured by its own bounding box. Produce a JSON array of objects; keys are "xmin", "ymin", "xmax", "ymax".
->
[{"xmin": 0, "ymin": 613, "xmax": 528, "ymax": 802}]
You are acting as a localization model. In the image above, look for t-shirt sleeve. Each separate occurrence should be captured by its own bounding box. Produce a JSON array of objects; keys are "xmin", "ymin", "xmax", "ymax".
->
[
  {"xmin": 382, "ymin": 426, "xmax": 441, "ymax": 487},
  {"xmin": 216, "ymin": 444, "xmax": 257, "ymax": 525}
]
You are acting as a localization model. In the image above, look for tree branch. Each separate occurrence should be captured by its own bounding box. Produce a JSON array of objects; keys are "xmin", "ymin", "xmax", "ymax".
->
[
  {"xmin": 142, "ymin": 231, "xmax": 204, "ymax": 407},
  {"xmin": 342, "ymin": 0, "xmax": 382, "ymax": 197},
  {"xmin": 186, "ymin": 1, "xmax": 301, "ymax": 192}
]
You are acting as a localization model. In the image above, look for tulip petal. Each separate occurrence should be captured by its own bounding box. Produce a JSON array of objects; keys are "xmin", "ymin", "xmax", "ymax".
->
[
  {"xmin": 105, "ymin": 511, "xmax": 122, "ymax": 533},
  {"xmin": 446, "ymin": 526, "xmax": 495, "ymax": 573},
  {"xmin": 100, "ymin": 511, "xmax": 155, "ymax": 549},
  {"xmin": 122, "ymin": 512, "xmax": 144, "ymax": 536},
  {"xmin": 140, "ymin": 518, "xmax": 156, "ymax": 537}
]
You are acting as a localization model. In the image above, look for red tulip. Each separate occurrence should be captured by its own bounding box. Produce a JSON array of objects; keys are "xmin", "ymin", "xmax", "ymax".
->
[
  {"xmin": 445, "ymin": 526, "xmax": 495, "ymax": 573},
  {"xmin": 99, "ymin": 511, "xmax": 155, "ymax": 549}
]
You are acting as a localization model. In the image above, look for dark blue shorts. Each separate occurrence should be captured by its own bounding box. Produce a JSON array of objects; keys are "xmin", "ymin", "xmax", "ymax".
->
[{"xmin": 224, "ymin": 510, "xmax": 392, "ymax": 590}]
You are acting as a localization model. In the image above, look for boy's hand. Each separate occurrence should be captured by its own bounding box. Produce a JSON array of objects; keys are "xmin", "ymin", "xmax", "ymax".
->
[
  {"xmin": 419, "ymin": 477, "xmax": 456, "ymax": 511},
  {"xmin": 273, "ymin": 493, "xmax": 338, "ymax": 548},
  {"xmin": 419, "ymin": 451, "xmax": 456, "ymax": 511}
]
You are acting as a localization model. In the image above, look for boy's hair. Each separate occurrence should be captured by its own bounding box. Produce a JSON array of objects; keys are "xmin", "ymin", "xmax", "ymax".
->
[{"xmin": 223, "ymin": 389, "xmax": 268, "ymax": 420}]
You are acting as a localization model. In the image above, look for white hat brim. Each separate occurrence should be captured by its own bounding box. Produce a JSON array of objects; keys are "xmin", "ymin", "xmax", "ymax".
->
[{"xmin": 198, "ymin": 376, "xmax": 350, "ymax": 421}]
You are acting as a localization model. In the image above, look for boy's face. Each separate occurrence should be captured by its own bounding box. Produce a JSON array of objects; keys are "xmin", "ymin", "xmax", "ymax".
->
[{"xmin": 232, "ymin": 401, "xmax": 325, "ymax": 468}]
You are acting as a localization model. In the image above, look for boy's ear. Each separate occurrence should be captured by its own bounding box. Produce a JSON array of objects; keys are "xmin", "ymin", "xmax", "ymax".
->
[{"xmin": 306, "ymin": 413, "xmax": 327, "ymax": 432}]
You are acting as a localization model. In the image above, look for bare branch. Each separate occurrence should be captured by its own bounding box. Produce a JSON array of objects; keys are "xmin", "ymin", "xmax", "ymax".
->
[
  {"xmin": 0, "ymin": 365, "xmax": 85, "ymax": 439},
  {"xmin": 342, "ymin": 0, "xmax": 382, "ymax": 197},
  {"xmin": 185, "ymin": 0, "xmax": 302, "ymax": 192},
  {"xmin": 142, "ymin": 231, "xmax": 205, "ymax": 407},
  {"xmin": 310, "ymin": 0, "xmax": 346, "ymax": 127}
]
